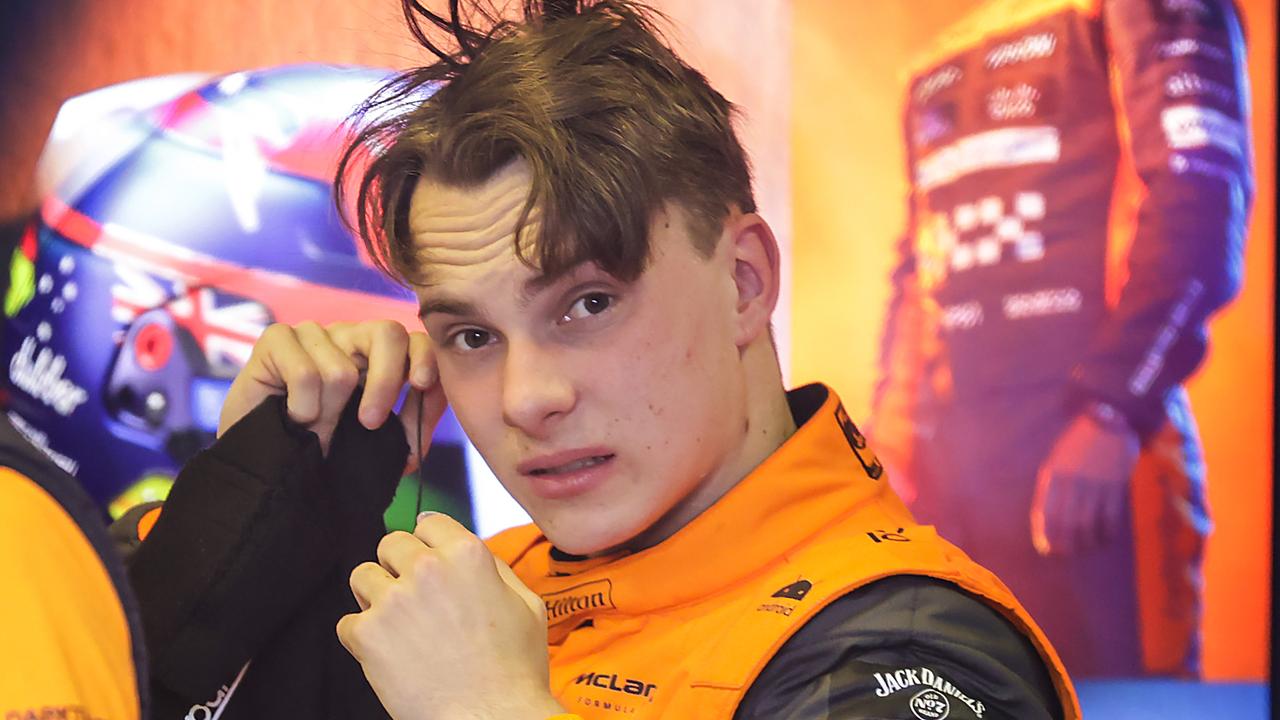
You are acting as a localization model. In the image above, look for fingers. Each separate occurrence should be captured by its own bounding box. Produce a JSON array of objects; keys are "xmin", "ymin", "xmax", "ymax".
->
[
  {"xmin": 376, "ymin": 531, "xmax": 429, "ymax": 578},
  {"xmin": 220, "ymin": 323, "xmax": 319, "ymax": 436},
  {"xmin": 293, "ymin": 321, "xmax": 362, "ymax": 439},
  {"xmin": 411, "ymin": 512, "xmax": 544, "ymax": 619},
  {"xmin": 407, "ymin": 331, "xmax": 437, "ymax": 391},
  {"xmin": 221, "ymin": 320, "xmax": 421, "ymax": 449},
  {"xmin": 493, "ymin": 553, "xmax": 547, "ymax": 620},
  {"xmin": 327, "ymin": 320, "xmax": 410, "ymax": 429},
  {"xmin": 413, "ymin": 511, "xmax": 480, "ymax": 552},
  {"xmin": 350, "ymin": 561, "xmax": 394, "ymax": 611}
]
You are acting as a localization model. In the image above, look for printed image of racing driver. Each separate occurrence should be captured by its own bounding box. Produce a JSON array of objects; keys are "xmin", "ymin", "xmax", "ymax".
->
[{"xmin": 872, "ymin": 0, "xmax": 1254, "ymax": 677}]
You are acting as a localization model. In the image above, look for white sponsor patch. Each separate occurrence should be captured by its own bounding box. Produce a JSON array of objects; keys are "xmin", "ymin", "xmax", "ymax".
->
[
  {"xmin": 1169, "ymin": 152, "xmax": 1242, "ymax": 184},
  {"xmin": 8, "ymin": 337, "xmax": 89, "ymax": 417},
  {"xmin": 916, "ymin": 127, "xmax": 1060, "ymax": 190},
  {"xmin": 1002, "ymin": 287, "xmax": 1083, "ymax": 319},
  {"xmin": 940, "ymin": 301, "xmax": 984, "ymax": 331},
  {"xmin": 986, "ymin": 83, "xmax": 1041, "ymax": 121},
  {"xmin": 1165, "ymin": 71, "xmax": 1236, "ymax": 104},
  {"xmin": 921, "ymin": 192, "xmax": 1047, "ymax": 282},
  {"xmin": 1158, "ymin": 37, "xmax": 1229, "ymax": 62},
  {"xmin": 873, "ymin": 666, "xmax": 986, "ymax": 718},
  {"xmin": 985, "ymin": 31, "xmax": 1057, "ymax": 69},
  {"xmin": 915, "ymin": 65, "xmax": 963, "ymax": 103},
  {"xmin": 1161, "ymin": 104, "xmax": 1247, "ymax": 158},
  {"xmin": 6, "ymin": 410, "xmax": 79, "ymax": 476}
]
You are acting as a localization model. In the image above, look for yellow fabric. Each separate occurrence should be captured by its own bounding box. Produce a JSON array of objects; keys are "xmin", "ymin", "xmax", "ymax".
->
[
  {"xmin": 489, "ymin": 386, "xmax": 1080, "ymax": 719},
  {"xmin": 906, "ymin": 0, "xmax": 1101, "ymax": 76},
  {"xmin": 0, "ymin": 466, "xmax": 140, "ymax": 720}
]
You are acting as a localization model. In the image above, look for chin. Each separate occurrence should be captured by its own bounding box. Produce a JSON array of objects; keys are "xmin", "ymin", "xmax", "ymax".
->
[{"xmin": 538, "ymin": 513, "xmax": 648, "ymax": 557}]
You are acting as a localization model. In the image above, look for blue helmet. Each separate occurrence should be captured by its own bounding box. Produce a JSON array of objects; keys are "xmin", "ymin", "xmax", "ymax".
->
[{"xmin": 0, "ymin": 65, "xmax": 495, "ymax": 527}]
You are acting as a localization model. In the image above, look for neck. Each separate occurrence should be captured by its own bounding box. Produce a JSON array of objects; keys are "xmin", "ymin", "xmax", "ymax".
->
[{"xmin": 620, "ymin": 338, "xmax": 797, "ymax": 553}]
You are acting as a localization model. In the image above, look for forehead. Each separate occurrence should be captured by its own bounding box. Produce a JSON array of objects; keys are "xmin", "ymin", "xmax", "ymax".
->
[{"xmin": 407, "ymin": 158, "xmax": 538, "ymax": 283}]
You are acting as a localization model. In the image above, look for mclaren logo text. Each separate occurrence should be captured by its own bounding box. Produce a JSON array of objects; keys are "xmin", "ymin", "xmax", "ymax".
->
[{"xmin": 575, "ymin": 672, "xmax": 657, "ymax": 700}]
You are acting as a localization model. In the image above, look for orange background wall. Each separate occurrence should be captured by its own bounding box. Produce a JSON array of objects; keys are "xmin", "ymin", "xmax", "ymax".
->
[{"xmin": 791, "ymin": 0, "xmax": 1275, "ymax": 680}]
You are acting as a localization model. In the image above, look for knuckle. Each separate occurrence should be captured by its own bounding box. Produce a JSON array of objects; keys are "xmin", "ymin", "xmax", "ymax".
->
[
  {"xmin": 337, "ymin": 614, "xmax": 368, "ymax": 654},
  {"xmin": 374, "ymin": 532, "xmax": 395, "ymax": 558},
  {"xmin": 450, "ymin": 533, "xmax": 490, "ymax": 566},
  {"xmin": 293, "ymin": 366, "xmax": 321, "ymax": 388},
  {"xmin": 349, "ymin": 561, "xmax": 379, "ymax": 587},
  {"xmin": 372, "ymin": 319, "xmax": 408, "ymax": 342},
  {"xmin": 322, "ymin": 363, "xmax": 359, "ymax": 389},
  {"xmin": 410, "ymin": 551, "xmax": 441, "ymax": 579},
  {"xmin": 259, "ymin": 322, "xmax": 293, "ymax": 345}
]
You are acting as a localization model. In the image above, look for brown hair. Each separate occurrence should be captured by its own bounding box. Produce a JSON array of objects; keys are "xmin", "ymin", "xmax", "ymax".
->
[{"xmin": 336, "ymin": 0, "xmax": 756, "ymax": 286}]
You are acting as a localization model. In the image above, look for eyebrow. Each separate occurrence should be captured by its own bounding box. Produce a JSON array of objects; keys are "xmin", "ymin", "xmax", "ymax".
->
[
  {"xmin": 418, "ymin": 297, "xmax": 482, "ymax": 322},
  {"xmin": 417, "ymin": 264, "xmax": 602, "ymax": 322}
]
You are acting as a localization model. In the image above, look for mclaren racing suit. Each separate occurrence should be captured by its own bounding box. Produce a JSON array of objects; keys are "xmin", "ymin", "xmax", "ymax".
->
[
  {"xmin": 116, "ymin": 387, "xmax": 1078, "ymax": 719},
  {"xmin": 872, "ymin": 0, "xmax": 1253, "ymax": 677},
  {"xmin": 1, "ymin": 413, "xmax": 148, "ymax": 719}
]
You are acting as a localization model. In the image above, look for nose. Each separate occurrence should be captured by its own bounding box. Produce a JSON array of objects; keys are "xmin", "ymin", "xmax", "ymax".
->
[{"xmin": 501, "ymin": 338, "xmax": 576, "ymax": 437}]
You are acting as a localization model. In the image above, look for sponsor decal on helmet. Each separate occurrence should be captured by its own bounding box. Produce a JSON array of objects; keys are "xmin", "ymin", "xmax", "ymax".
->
[{"xmin": 8, "ymin": 337, "xmax": 89, "ymax": 416}]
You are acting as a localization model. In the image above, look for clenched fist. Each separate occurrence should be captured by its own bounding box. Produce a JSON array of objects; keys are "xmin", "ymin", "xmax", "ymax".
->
[{"xmin": 338, "ymin": 513, "xmax": 566, "ymax": 720}]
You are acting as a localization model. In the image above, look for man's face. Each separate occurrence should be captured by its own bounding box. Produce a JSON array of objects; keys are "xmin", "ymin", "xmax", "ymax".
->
[{"xmin": 410, "ymin": 160, "xmax": 748, "ymax": 555}]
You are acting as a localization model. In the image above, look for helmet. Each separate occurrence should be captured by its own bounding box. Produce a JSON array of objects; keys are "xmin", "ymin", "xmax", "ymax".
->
[{"xmin": 1, "ymin": 65, "xmax": 526, "ymax": 533}]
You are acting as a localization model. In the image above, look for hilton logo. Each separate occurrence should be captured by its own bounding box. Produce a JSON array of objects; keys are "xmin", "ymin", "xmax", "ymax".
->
[{"xmin": 543, "ymin": 579, "xmax": 615, "ymax": 624}]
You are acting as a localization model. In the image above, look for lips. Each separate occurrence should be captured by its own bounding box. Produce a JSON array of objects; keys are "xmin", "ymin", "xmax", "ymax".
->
[
  {"xmin": 518, "ymin": 448, "xmax": 616, "ymax": 500},
  {"xmin": 529, "ymin": 454, "xmax": 612, "ymax": 476}
]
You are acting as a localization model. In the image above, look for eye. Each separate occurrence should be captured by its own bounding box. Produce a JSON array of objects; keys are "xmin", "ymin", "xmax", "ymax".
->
[
  {"xmin": 449, "ymin": 328, "xmax": 493, "ymax": 351},
  {"xmin": 561, "ymin": 292, "xmax": 613, "ymax": 324}
]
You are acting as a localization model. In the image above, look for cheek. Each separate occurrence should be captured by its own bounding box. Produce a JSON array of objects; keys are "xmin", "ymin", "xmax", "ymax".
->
[
  {"xmin": 603, "ymin": 293, "xmax": 738, "ymax": 440},
  {"xmin": 437, "ymin": 360, "xmax": 503, "ymax": 450}
]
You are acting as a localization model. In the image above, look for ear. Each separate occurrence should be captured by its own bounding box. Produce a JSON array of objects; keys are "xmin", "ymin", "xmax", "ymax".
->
[{"xmin": 725, "ymin": 212, "xmax": 781, "ymax": 348}]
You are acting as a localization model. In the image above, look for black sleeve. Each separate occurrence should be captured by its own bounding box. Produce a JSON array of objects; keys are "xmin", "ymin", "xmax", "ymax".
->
[
  {"xmin": 123, "ymin": 393, "xmax": 407, "ymax": 716},
  {"xmin": 735, "ymin": 576, "xmax": 1062, "ymax": 720},
  {"xmin": 1071, "ymin": 0, "xmax": 1253, "ymax": 436}
]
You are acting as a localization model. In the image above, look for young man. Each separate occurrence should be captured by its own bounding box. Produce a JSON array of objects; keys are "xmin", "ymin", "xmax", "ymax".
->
[{"xmin": 127, "ymin": 1, "xmax": 1080, "ymax": 718}]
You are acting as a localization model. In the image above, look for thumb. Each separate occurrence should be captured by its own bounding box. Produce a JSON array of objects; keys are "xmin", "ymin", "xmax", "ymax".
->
[{"xmin": 493, "ymin": 555, "xmax": 546, "ymax": 621}]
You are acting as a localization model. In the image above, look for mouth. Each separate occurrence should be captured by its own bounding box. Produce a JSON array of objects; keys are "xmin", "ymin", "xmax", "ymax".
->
[
  {"xmin": 518, "ymin": 449, "xmax": 617, "ymax": 500},
  {"xmin": 527, "ymin": 453, "xmax": 615, "ymax": 476}
]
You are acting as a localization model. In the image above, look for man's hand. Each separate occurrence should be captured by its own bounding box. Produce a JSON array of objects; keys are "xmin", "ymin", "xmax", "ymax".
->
[
  {"xmin": 218, "ymin": 320, "xmax": 445, "ymax": 464},
  {"xmin": 1030, "ymin": 406, "xmax": 1140, "ymax": 557},
  {"xmin": 337, "ymin": 513, "xmax": 566, "ymax": 720}
]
